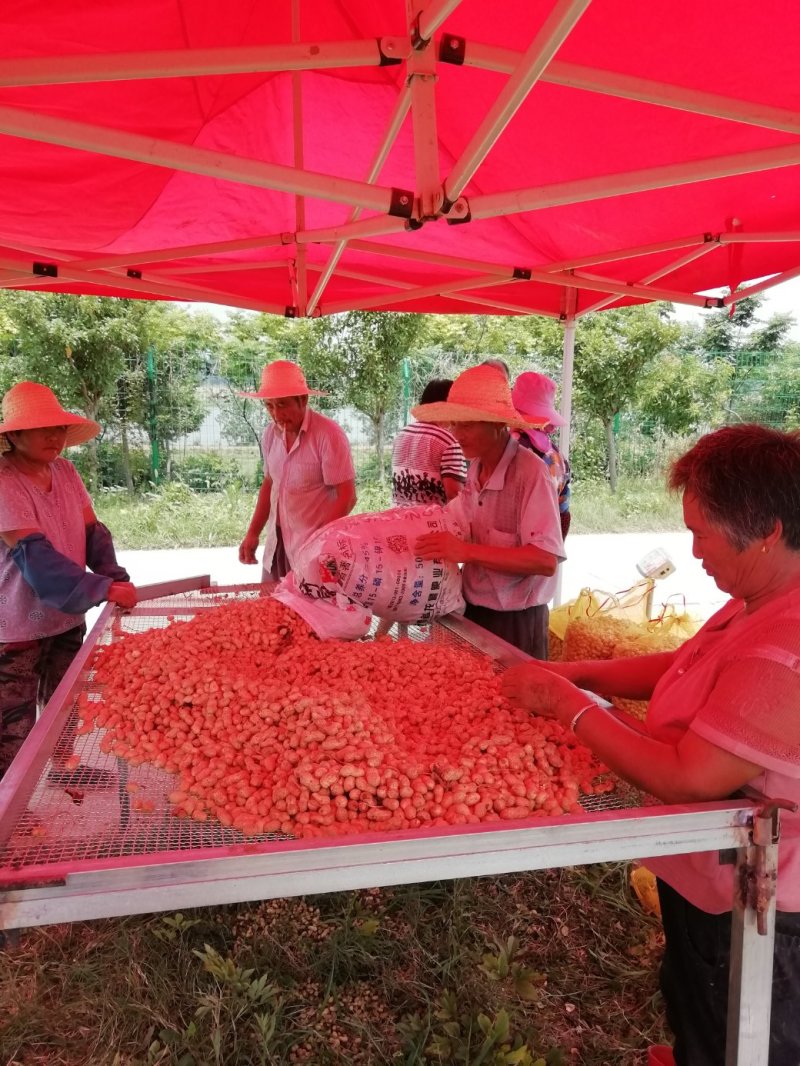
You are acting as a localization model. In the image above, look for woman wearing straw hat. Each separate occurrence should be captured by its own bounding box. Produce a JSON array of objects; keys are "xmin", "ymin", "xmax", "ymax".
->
[
  {"xmin": 512, "ymin": 372, "xmax": 572, "ymax": 539},
  {"xmin": 414, "ymin": 364, "xmax": 565, "ymax": 659},
  {"xmin": 238, "ymin": 360, "xmax": 356, "ymax": 581},
  {"xmin": 0, "ymin": 381, "xmax": 137, "ymax": 783}
]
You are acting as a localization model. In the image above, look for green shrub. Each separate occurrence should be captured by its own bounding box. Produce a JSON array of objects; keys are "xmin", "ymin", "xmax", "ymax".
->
[
  {"xmin": 171, "ymin": 451, "xmax": 247, "ymax": 493},
  {"xmin": 72, "ymin": 442, "xmax": 152, "ymax": 491}
]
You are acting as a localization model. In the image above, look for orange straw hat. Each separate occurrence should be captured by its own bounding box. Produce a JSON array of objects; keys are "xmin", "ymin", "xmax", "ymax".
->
[
  {"xmin": 238, "ymin": 360, "xmax": 327, "ymax": 400},
  {"xmin": 411, "ymin": 364, "xmax": 546, "ymax": 430},
  {"xmin": 0, "ymin": 381, "xmax": 100, "ymax": 454}
]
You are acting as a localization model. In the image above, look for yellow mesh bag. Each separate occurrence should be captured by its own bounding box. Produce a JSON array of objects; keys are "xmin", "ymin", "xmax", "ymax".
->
[{"xmin": 556, "ymin": 589, "xmax": 699, "ymax": 719}]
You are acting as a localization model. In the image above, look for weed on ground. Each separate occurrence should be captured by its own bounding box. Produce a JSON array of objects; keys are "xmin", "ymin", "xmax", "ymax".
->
[{"xmin": 0, "ymin": 864, "xmax": 666, "ymax": 1065}]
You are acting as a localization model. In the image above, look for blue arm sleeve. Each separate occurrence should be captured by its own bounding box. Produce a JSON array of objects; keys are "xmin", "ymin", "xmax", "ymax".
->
[
  {"xmin": 11, "ymin": 533, "xmax": 113, "ymax": 614},
  {"xmin": 85, "ymin": 521, "xmax": 129, "ymax": 581}
]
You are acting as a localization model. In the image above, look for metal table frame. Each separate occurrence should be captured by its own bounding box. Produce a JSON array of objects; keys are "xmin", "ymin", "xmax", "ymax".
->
[{"xmin": 0, "ymin": 577, "xmax": 782, "ymax": 1065}]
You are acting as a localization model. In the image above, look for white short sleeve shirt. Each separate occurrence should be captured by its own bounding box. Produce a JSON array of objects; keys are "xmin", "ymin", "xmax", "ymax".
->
[
  {"xmin": 446, "ymin": 436, "xmax": 565, "ymax": 611},
  {"xmin": 261, "ymin": 407, "xmax": 355, "ymax": 571}
]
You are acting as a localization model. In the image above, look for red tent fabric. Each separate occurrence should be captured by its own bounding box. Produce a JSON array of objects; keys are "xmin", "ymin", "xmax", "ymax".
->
[{"xmin": 1, "ymin": 0, "xmax": 798, "ymax": 320}]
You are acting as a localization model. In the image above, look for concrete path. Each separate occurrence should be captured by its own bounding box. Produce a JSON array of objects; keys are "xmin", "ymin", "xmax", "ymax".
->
[{"xmin": 113, "ymin": 530, "xmax": 725, "ymax": 625}]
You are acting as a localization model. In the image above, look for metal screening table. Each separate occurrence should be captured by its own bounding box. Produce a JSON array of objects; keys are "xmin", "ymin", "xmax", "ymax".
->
[{"xmin": 0, "ymin": 578, "xmax": 782, "ymax": 1065}]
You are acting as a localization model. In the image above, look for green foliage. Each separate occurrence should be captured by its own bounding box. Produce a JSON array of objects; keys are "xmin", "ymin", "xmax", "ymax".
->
[
  {"xmin": 71, "ymin": 442, "xmax": 152, "ymax": 491},
  {"xmin": 171, "ymin": 451, "xmax": 249, "ymax": 493},
  {"xmin": 300, "ymin": 311, "xmax": 428, "ymax": 476}
]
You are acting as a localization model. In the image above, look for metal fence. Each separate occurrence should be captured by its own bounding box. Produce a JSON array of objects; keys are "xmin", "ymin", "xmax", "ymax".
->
[{"xmin": 80, "ymin": 349, "xmax": 799, "ymax": 495}]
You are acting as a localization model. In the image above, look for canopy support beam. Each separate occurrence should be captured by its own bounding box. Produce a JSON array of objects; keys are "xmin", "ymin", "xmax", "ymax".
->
[
  {"xmin": 306, "ymin": 87, "xmax": 412, "ymax": 315},
  {"xmin": 444, "ymin": 0, "xmax": 593, "ymax": 203},
  {"xmin": 0, "ymin": 39, "xmax": 410, "ymax": 87},
  {"xmin": 466, "ymin": 142, "xmax": 800, "ymax": 220},
  {"xmin": 347, "ymin": 238, "xmax": 720, "ymax": 307},
  {"xmin": 577, "ymin": 241, "xmax": 722, "ymax": 316},
  {"xmin": 723, "ymin": 263, "xmax": 800, "ymax": 305},
  {"xmin": 0, "ymin": 104, "xmax": 413, "ymax": 217},
  {"xmin": 464, "ymin": 45, "xmax": 800, "ymax": 136},
  {"xmin": 0, "ymin": 254, "xmax": 290, "ymax": 315}
]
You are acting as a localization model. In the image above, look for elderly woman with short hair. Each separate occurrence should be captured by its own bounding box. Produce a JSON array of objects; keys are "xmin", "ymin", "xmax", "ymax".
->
[{"xmin": 503, "ymin": 423, "xmax": 800, "ymax": 1066}]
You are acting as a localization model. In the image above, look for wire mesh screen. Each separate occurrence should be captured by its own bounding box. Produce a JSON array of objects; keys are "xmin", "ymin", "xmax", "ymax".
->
[{"xmin": 0, "ymin": 592, "xmax": 635, "ymax": 875}]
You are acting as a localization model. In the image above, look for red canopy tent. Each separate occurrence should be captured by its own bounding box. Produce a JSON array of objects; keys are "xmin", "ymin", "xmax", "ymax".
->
[
  {"xmin": 1, "ymin": 0, "xmax": 798, "ymax": 324},
  {"xmin": 3, "ymin": 0, "xmax": 798, "ymax": 472}
]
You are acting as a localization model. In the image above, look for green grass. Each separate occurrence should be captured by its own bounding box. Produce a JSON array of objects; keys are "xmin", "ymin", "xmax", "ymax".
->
[
  {"xmin": 570, "ymin": 479, "xmax": 684, "ymax": 535},
  {"xmin": 0, "ymin": 867, "xmax": 666, "ymax": 1066},
  {"xmin": 96, "ymin": 477, "xmax": 678, "ymax": 552}
]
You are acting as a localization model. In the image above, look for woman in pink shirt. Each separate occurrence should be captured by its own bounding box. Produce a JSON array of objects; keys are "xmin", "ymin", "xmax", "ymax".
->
[
  {"xmin": 503, "ymin": 424, "xmax": 800, "ymax": 1066},
  {"xmin": 0, "ymin": 382, "xmax": 136, "ymax": 784}
]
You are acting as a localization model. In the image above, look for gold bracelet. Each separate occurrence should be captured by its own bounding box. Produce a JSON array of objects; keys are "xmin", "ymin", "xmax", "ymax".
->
[{"xmin": 569, "ymin": 702, "xmax": 597, "ymax": 735}]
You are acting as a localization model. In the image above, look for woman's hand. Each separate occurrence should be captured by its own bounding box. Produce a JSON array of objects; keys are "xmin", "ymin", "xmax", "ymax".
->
[
  {"xmin": 502, "ymin": 662, "xmax": 590, "ymax": 727},
  {"xmin": 108, "ymin": 581, "xmax": 137, "ymax": 609},
  {"xmin": 415, "ymin": 531, "xmax": 468, "ymax": 563}
]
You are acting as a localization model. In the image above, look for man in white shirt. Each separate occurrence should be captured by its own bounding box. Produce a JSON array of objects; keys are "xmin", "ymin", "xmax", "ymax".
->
[
  {"xmin": 238, "ymin": 361, "xmax": 356, "ymax": 581},
  {"xmin": 414, "ymin": 364, "xmax": 564, "ymax": 659}
]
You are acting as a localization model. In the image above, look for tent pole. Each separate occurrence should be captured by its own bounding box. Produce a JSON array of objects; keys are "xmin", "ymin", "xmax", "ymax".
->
[{"xmin": 552, "ymin": 312, "xmax": 576, "ymax": 609}]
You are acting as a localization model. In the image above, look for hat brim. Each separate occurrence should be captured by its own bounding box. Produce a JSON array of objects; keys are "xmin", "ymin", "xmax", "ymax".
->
[
  {"xmin": 514, "ymin": 405, "xmax": 566, "ymax": 427},
  {"xmin": 236, "ymin": 387, "xmax": 327, "ymax": 399},
  {"xmin": 0, "ymin": 414, "xmax": 100, "ymax": 448},
  {"xmin": 412, "ymin": 401, "xmax": 546, "ymax": 431}
]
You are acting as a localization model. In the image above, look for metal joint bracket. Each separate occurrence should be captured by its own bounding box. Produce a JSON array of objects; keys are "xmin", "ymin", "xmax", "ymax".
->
[
  {"xmin": 377, "ymin": 37, "xmax": 403, "ymax": 66},
  {"xmin": 513, "ymin": 267, "xmax": 532, "ymax": 281},
  {"xmin": 32, "ymin": 261, "xmax": 58, "ymax": 278},
  {"xmin": 739, "ymin": 798, "xmax": 798, "ymax": 935},
  {"xmin": 388, "ymin": 188, "xmax": 415, "ymax": 219},
  {"xmin": 284, "ymin": 306, "xmax": 298, "ymax": 319},
  {"xmin": 703, "ymin": 232, "xmax": 720, "ymax": 243},
  {"xmin": 439, "ymin": 35, "xmax": 466, "ymax": 65},
  {"xmin": 704, "ymin": 297, "xmax": 726, "ymax": 308},
  {"xmin": 127, "ymin": 269, "xmax": 142, "ymax": 280},
  {"xmin": 445, "ymin": 197, "xmax": 471, "ymax": 225}
]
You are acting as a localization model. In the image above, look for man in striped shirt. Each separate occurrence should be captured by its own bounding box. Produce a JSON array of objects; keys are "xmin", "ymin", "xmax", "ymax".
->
[{"xmin": 391, "ymin": 379, "xmax": 467, "ymax": 507}]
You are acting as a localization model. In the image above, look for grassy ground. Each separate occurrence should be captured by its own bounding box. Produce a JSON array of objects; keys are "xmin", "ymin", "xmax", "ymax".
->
[
  {"xmin": 97, "ymin": 478, "xmax": 682, "ymax": 551},
  {"xmin": 0, "ymin": 867, "xmax": 665, "ymax": 1066}
]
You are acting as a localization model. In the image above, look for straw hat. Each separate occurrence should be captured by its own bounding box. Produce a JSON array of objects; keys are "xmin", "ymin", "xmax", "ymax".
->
[
  {"xmin": 237, "ymin": 360, "xmax": 326, "ymax": 400},
  {"xmin": 411, "ymin": 364, "xmax": 545, "ymax": 430},
  {"xmin": 512, "ymin": 372, "xmax": 566, "ymax": 427},
  {"xmin": 0, "ymin": 381, "xmax": 100, "ymax": 454}
]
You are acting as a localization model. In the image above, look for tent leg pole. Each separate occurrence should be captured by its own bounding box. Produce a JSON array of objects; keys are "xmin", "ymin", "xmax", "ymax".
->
[{"xmin": 552, "ymin": 315, "xmax": 575, "ymax": 609}]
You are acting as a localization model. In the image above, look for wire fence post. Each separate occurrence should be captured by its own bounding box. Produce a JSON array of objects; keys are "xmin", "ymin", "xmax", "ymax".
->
[{"xmin": 146, "ymin": 346, "xmax": 160, "ymax": 484}]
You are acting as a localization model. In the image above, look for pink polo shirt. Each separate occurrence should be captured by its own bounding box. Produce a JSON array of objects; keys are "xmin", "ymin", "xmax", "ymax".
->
[
  {"xmin": 645, "ymin": 587, "xmax": 800, "ymax": 913},
  {"xmin": 261, "ymin": 407, "xmax": 355, "ymax": 573}
]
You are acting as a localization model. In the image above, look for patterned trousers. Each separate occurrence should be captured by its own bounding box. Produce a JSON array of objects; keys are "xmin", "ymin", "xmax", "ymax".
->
[{"xmin": 0, "ymin": 624, "xmax": 85, "ymax": 779}]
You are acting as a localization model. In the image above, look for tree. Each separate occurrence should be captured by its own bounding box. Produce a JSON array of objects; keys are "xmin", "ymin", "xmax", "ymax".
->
[
  {"xmin": 3, "ymin": 293, "xmax": 144, "ymax": 490},
  {"xmin": 680, "ymin": 295, "xmax": 797, "ymax": 426},
  {"xmin": 217, "ymin": 312, "xmax": 307, "ymax": 456},
  {"xmin": 119, "ymin": 304, "xmax": 221, "ymax": 483},
  {"xmin": 572, "ymin": 306, "xmax": 680, "ymax": 491},
  {"xmin": 300, "ymin": 312, "xmax": 427, "ymax": 480}
]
